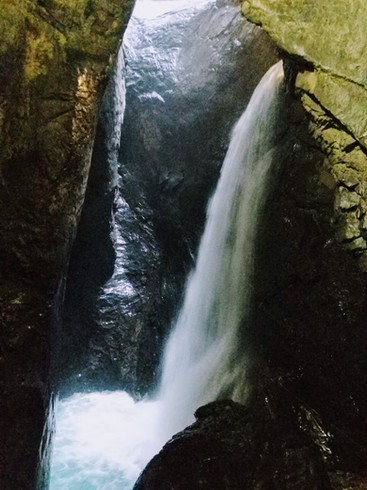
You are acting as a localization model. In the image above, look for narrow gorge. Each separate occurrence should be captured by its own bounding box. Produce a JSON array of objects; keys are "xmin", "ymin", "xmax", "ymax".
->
[{"xmin": 0, "ymin": 1, "xmax": 366, "ymax": 489}]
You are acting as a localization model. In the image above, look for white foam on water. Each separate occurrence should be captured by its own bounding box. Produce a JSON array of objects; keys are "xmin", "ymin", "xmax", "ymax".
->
[{"xmin": 49, "ymin": 392, "xmax": 162, "ymax": 490}]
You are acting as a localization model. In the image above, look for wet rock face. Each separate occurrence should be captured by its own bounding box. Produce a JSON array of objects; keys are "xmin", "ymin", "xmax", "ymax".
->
[
  {"xmin": 299, "ymin": 94, "xmax": 367, "ymax": 262},
  {"xmin": 134, "ymin": 398, "xmax": 328, "ymax": 490},
  {"xmin": 241, "ymin": 0, "xmax": 367, "ymax": 263},
  {"xmin": 239, "ymin": 0, "xmax": 367, "ymax": 478},
  {"xmin": 0, "ymin": 1, "xmax": 133, "ymax": 488},
  {"xmin": 250, "ymin": 74, "xmax": 367, "ymax": 475},
  {"xmin": 60, "ymin": 0, "xmax": 278, "ymax": 395}
]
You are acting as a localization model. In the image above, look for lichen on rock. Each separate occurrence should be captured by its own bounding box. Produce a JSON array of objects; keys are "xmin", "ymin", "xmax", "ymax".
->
[
  {"xmin": 299, "ymin": 92, "xmax": 367, "ymax": 261},
  {"xmin": 242, "ymin": 0, "xmax": 367, "ymax": 265}
]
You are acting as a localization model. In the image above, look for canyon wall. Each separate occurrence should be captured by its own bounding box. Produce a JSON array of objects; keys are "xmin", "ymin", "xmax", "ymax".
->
[
  {"xmin": 1, "ymin": 0, "xmax": 366, "ymax": 488},
  {"xmin": 240, "ymin": 5, "xmax": 367, "ymax": 473},
  {"xmin": 59, "ymin": 1, "xmax": 278, "ymax": 397},
  {"xmin": 136, "ymin": 2, "xmax": 367, "ymax": 488},
  {"xmin": 242, "ymin": 0, "xmax": 367, "ymax": 261},
  {"xmin": 0, "ymin": 1, "xmax": 133, "ymax": 488}
]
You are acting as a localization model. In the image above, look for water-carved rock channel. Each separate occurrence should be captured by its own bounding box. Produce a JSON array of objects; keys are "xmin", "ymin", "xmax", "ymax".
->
[
  {"xmin": 49, "ymin": 1, "xmax": 367, "ymax": 489},
  {"xmin": 51, "ymin": 2, "xmax": 278, "ymax": 487}
]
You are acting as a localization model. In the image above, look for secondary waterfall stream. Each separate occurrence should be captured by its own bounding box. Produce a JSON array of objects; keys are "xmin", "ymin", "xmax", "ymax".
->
[{"xmin": 49, "ymin": 59, "xmax": 284, "ymax": 489}]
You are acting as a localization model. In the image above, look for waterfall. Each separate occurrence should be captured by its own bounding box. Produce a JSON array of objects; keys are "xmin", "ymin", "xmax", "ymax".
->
[
  {"xmin": 49, "ymin": 61, "xmax": 285, "ymax": 489},
  {"xmin": 157, "ymin": 60, "xmax": 284, "ymax": 440}
]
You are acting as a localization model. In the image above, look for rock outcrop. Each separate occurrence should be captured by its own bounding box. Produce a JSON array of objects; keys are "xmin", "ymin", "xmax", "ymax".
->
[
  {"xmin": 239, "ymin": 0, "xmax": 367, "ymax": 484},
  {"xmin": 0, "ymin": 1, "xmax": 133, "ymax": 488},
  {"xmin": 134, "ymin": 398, "xmax": 329, "ymax": 490},
  {"xmin": 242, "ymin": 0, "xmax": 367, "ymax": 264}
]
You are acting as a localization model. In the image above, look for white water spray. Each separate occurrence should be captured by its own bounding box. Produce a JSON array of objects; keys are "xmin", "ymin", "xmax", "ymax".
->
[
  {"xmin": 50, "ymin": 61, "xmax": 284, "ymax": 489},
  {"xmin": 49, "ymin": 392, "xmax": 161, "ymax": 490}
]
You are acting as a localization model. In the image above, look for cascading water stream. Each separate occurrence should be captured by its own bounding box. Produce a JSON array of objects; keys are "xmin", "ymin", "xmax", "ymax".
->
[
  {"xmin": 157, "ymin": 59, "xmax": 285, "ymax": 441},
  {"xmin": 49, "ymin": 56, "xmax": 284, "ymax": 490}
]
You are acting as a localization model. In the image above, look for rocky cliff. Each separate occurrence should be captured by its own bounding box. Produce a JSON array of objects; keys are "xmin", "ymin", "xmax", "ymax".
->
[
  {"xmin": 241, "ymin": 3, "xmax": 367, "ymax": 480},
  {"xmin": 0, "ymin": 1, "xmax": 133, "ymax": 488},
  {"xmin": 135, "ymin": 2, "xmax": 367, "ymax": 488},
  {"xmin": 242, "ymin": 0, "xmax": 367, "ymax": 262},
  {"xmin": 1, "ymin": 1, "xmax": 366, "ymax": 488}
]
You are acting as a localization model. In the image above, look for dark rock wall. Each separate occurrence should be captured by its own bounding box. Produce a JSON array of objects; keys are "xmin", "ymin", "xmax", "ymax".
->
[
  {"xmin": 250, "ymin": 80, "xmax": 367, "ymax": 475},
  {"xmin": 240, "ymin": 0, "xmax": 367, "ymax": 480},
  {"xmin": 0, "ymin": 1, "xmax": 134, "ymax": 488},
  {"xmin": 61, "ymin": 46, "xmax": 127, "ymax": 396}
]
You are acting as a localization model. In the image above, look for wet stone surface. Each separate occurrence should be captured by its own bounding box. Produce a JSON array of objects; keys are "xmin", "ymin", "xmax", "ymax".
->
[{"xmin": 133, "ymin": 396, "xmax": 329, "ymax": 490}]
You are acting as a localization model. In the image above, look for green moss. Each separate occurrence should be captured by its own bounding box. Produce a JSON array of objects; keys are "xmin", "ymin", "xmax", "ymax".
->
[
  {"xmin": 1, "ymin": 0, "xmax": 131, "ymax": 84},
  {"xmin": 297, "ymin": 70, "xmax": 367, "ymax": 150},
  {"xmin": 336, "ymin": 211, "xmax": 361, "ymax": 242},
  {"xmin": 242, "ymin": 0, "xmax": 367, "ymax": 87},
  {"xmin": 0, "ymin": 2, "xmax": 26, "ymax": 52},
  {"xmin": 24, "ymin": 25, "xmax": 55, "ymax": 80},
  {"xmin": 9, "ymin": 293, "xmax": 26, "ymax": 305}
]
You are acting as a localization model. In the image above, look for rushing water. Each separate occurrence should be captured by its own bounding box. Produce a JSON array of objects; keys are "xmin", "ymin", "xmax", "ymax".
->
[
  {"xmin": 49, "ymin": 392, "xmax": 161, "ymax": 490},
  {"xmin": 50, "ymin": 61, "xmax": 284, "ymax": 490},
  {"xmin": 157, "ymin": 60, "xmax": 285, "ymax": 440}
]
